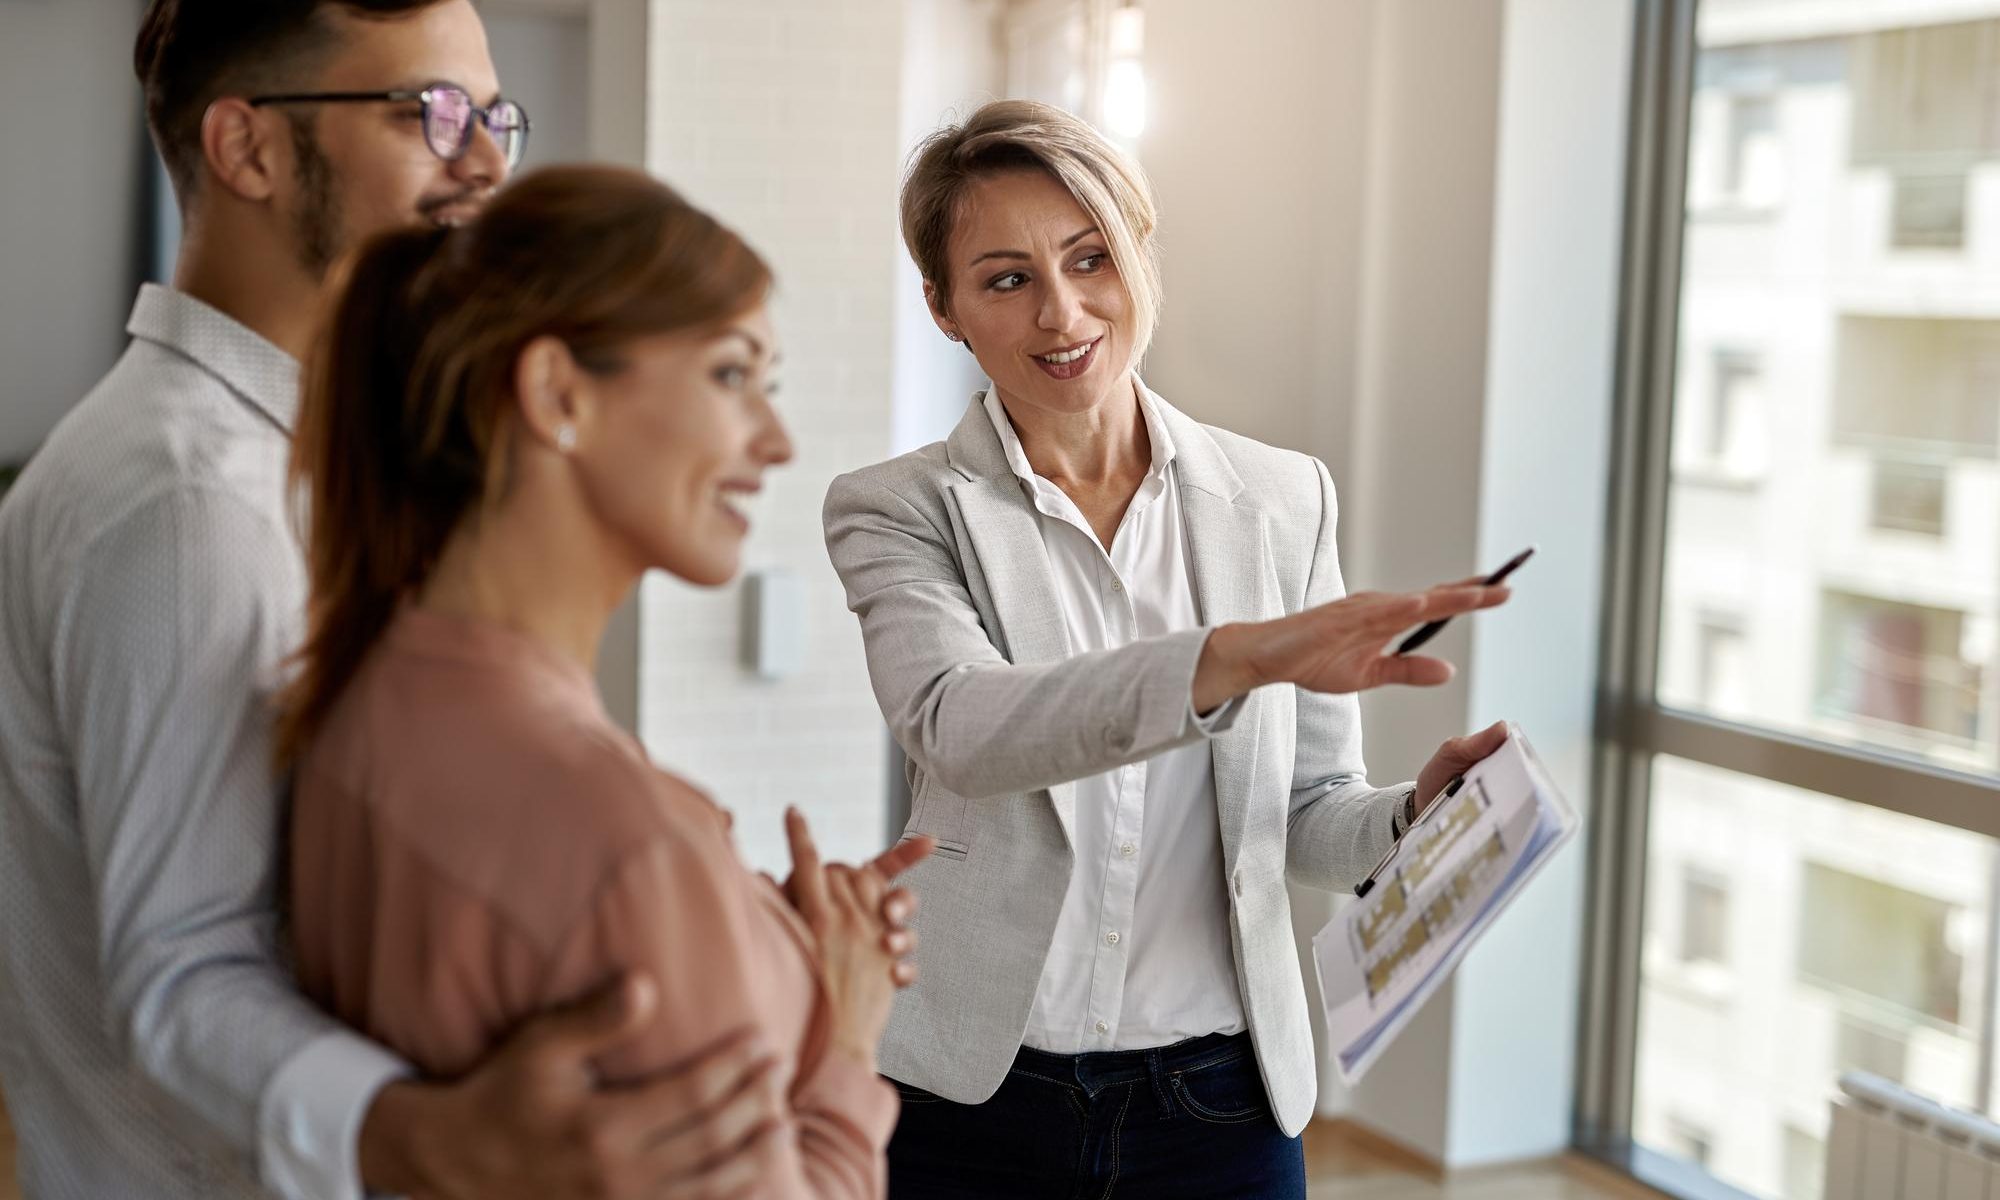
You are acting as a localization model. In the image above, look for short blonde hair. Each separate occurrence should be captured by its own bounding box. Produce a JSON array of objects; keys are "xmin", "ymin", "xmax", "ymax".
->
[{"xmin": 900, "ymin": 99, "xmax": 1162, "ymax": 359}]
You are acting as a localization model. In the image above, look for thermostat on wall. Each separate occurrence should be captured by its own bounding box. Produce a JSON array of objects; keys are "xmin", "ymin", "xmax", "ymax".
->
[{"xmin": 740, "ymin": 567, "xmax": 805, "ymax": 681}]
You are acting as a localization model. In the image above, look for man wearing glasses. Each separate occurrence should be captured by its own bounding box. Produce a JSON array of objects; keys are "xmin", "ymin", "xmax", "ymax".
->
[{"xmin": 0, "ymin": 3, "xmax": 787, "ymax": 1198}]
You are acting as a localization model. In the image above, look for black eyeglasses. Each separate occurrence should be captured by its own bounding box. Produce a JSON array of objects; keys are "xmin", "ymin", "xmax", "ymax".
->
[{"xmin": 248, "ymin": 82, "xmax": 530, "ymax": 169}]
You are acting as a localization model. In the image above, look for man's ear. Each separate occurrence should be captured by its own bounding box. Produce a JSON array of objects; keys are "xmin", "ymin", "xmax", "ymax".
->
[{"xmin": 201, "ymin": 98, "xmax": 288, "ymax": 204}]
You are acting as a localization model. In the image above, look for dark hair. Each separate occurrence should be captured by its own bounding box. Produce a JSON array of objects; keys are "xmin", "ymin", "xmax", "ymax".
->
[
  {"xmin": 276, "ymin": 164, "xmax": 773, "ymax": 766},
  {"xmin": 135, "ymin": 0, "xmax": 446, "ymax": 201}
]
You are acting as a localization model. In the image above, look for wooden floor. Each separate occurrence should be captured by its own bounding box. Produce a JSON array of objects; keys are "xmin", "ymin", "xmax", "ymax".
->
[
  {"xmin": 1305, "ymin": 1121, "xmax": 1669, "ymax": 1199},
  {"xmin": 0, "ymin": 1095, "xmax": 13, "ymax": 1199},
  {"xmin": 0, "ymin": 1099, "xmax": 1656, "ymax": 1200}
]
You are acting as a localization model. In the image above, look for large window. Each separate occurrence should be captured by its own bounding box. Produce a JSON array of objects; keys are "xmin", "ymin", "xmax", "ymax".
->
[{"xmin": 1585, "ymin": 4, "xmax": 2000, "ymax": 1200}]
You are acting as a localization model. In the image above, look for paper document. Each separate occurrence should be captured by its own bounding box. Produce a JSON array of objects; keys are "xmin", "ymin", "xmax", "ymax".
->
[{"xmin": 1311, "ymin": 729, "xmax": 1577, "ymax": 1084}]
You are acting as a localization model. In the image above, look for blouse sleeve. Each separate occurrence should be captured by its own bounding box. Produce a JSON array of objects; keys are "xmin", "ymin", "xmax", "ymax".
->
[{"xmin": 571, "ymin": 810, "xmax": 896, "ymax": 1199}]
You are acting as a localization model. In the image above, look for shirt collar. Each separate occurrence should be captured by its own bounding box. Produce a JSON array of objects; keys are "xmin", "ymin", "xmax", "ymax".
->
[
  {"xmin": 980, "ymin": 380, "xmax": 1179, "ymax": 492},
  {"xmin": 125, "ymin": 284, "xmax": 301, "ymax": 436}
]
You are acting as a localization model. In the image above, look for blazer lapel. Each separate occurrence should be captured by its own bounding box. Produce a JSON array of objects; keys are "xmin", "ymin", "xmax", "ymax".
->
[
  {"xmin": 945, "ymin": 398, "xmax": 1079, "ymax": 845},
  {"xmin": 949, "ymin": 480, "xmax": 1072, "ymax": 667},
  {"xmin": 1161, "ymin": 400, "xmax": 1274, "ymax": 862}
]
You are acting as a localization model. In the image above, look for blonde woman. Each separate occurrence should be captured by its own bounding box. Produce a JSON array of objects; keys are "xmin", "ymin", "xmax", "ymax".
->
[{"xmin": 822, "ymin": 100, "xmax": 1513, "ymax": 1197}]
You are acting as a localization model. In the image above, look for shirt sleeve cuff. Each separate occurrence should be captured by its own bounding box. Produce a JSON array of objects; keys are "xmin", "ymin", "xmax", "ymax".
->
[
  {"xmin": 258, "ymin": 1030, "xmax": 411, "ymax": 1200},
  {"xmin": 1187, "ymin": 694, "xmax": 1242, "ymax": 736},
  {"xmin": 1179, "ymin": 626, "xmax": 1245, "ymax": 738}
]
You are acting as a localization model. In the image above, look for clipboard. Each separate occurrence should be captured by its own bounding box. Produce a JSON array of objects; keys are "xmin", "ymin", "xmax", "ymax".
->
[{"xmin": 1310, "ymin": 727, "xmax": 1578, "ymax": 1083}]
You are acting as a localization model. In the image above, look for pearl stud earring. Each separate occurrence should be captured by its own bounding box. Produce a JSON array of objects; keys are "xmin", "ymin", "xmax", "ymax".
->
[{"xmin": 556, "ymin": 424, "xmax": 576, "ymax": 453}]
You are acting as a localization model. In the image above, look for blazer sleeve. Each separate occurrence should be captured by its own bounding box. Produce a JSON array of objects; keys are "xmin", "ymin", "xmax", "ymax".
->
[
  {"xmin": 583, "ymin": 824, "xmax": 897, "ymax": 1200},
  {"xmin": 1282, "ymin": 457, "xmax": 1413, "ymax": 890},
  {"xmin": 823, "ymin": 468, "xmax": 1231, "ymax": 801}
]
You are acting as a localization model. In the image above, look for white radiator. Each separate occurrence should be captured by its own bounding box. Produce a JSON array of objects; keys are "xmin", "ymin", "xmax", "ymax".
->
[{"xmin": 1824, "ymin": 1073, "xmax": 2000, "ymax": 1200}]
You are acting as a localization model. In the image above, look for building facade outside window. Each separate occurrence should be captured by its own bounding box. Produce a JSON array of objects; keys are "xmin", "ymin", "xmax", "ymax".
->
[{"xmin": 1594, "ymin": 3, "xmax": 2000, "ymax": 1198}]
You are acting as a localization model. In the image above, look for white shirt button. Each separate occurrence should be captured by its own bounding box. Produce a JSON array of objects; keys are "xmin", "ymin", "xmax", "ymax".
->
[
  {"xmin": 1105, "ymin": 930, "xmax": 1121, "ymax": 946},
  {"xmin": 1121, "ymin": 842, "xmax": 1137, "ymax": 858},
  {"xmin": 1095, "ymin": 1020, "xmax": 1109, "ymax": 1035},
  {"xmin": 1111, "ymin": 579, "xmax": 1124, "ymax": 593}
]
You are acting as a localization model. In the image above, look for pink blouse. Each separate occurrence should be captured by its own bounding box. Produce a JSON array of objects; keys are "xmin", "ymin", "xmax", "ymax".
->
[{"xmin": 290, "ymin": 606, "xmax": 895, "ymax": 1198}]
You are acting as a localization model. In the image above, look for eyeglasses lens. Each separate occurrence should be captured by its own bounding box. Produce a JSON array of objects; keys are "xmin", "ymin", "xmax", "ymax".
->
[
  {"xmin": 490, "ymin": 100, "xmax": 528, "ymax": 167},
  {"xmin": 424, "ymin": 86, "xmax": 474, "ymax": 160}
]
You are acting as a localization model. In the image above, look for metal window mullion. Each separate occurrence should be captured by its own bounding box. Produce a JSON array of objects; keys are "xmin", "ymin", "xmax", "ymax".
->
[
  {"xmin": 1576, "ymin": 0, "xmax": 1701, "ymax": 1149},
  {"xmin": 1579, "ymin": 740, "xmax": 1659, "ymax": 1142},
  {"xmin": 1982, "ymin": 847, "xmax": 1999, "ymax": 1116},
  {"xmin": 1631, "ymin": 706, "xmax": 2000, "ymax": 840}
]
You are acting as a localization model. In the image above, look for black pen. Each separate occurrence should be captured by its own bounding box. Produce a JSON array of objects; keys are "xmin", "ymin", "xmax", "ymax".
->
[
  {"xmin": 1355, "ymin": 776, "xmax": 1463, "ymax": 898},
  {"xmin": 1394, "ymin": 545, "xmax": 1536, "ymax": 657}
]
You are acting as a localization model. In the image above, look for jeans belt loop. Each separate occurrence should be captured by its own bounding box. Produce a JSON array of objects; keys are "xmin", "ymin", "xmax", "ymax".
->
[{"xmin": 1145, "ymin": 1045, "xmax": 1175, "ymax": 1118}]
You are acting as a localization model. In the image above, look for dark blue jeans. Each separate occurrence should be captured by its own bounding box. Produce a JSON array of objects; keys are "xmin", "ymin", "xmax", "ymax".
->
[{"xmin": 885, "ymin": 1032, "xmax": 1306, "ymax": 1199}]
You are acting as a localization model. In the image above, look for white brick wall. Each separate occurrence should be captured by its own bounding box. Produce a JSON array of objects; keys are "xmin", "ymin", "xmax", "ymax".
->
[{"xmin": 640, "ymin": 0, "xmax": 909, "ymax": 875}]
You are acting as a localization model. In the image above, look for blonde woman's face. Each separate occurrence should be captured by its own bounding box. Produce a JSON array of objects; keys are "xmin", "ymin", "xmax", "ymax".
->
[
  {"xmin": 938, "ymin": 169, "xmax": 1138, "ymax": 420},
  {"xmin": 573, "ymin": 307, "xmax": 793, "ymax": 587}
]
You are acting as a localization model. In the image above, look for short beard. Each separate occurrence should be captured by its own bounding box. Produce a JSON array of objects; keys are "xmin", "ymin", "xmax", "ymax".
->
[{"xmin": 285, "ymin": 114, "xmax": 343, "ymax": 279}]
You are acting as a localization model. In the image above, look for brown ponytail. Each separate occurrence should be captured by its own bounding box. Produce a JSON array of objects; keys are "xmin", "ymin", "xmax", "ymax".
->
[{"xmin": 277, "ymin": 165, "xmax": 772, "ymax": 767}]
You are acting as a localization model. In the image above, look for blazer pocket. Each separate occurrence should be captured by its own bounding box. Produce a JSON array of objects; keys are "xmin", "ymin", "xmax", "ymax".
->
[{"xmin": 908, "ymin": 774, "xmax": 971, "ymax": 860}]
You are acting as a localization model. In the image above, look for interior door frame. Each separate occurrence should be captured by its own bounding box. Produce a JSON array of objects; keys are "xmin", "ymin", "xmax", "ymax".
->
[{"xmin": 483, "ymin": 0, "xmax": 650, "ymax": 731}]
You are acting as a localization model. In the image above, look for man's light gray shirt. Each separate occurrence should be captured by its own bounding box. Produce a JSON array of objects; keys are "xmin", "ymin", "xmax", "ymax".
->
[{"xmin": 0, "ymin": 285, "xmax": 404, "ymax": 1198}]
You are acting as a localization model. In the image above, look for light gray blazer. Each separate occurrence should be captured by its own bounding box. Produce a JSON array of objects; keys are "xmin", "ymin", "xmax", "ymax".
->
[{"xmin": 821, "ymin": 389, "xmax": 1411, "ymax": 1136}]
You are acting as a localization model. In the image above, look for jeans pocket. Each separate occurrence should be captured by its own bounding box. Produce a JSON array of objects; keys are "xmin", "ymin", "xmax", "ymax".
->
[{"xmin": 1170, "ymin": 1053, "xmax": 1267, "ymax": 1125}]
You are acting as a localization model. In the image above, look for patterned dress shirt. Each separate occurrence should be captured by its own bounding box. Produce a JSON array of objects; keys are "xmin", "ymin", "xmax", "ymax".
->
[{"xmin": 0, "ymin": 285, "xmax": 405, "ymax": 1199}]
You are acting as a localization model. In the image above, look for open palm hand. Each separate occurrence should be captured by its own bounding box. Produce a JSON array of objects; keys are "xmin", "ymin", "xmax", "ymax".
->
[{"xmin": 1245, "ymin": 583, "xmax": 1511, "ymax": 695}]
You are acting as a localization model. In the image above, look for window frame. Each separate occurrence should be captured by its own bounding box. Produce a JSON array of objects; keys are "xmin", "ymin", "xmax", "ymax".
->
[{"xmin": 1576, "ymin": 2, "xmax": 2000, "ymax": 1196}]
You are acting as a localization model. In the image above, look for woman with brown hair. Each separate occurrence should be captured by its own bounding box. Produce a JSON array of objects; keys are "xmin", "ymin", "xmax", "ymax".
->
[{"xmin": 281, "ymin": 164, "xmax": 926, "ymax": 1199}]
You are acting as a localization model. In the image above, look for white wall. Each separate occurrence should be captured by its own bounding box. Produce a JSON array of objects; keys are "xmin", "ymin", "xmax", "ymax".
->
[
  {"xmin": 636, "ymin": 0, "xmax": 1010, "ymax": 870},
  {"xmin": 892, "ymin": 0, "xmax": 1002, "ymax": 454},
  {"xmin": 484, "ymin": 8, "xmax": 592, "ymax": 167},
  {"xmin": 1447, "ymin": 0, "xmax": 1632, "ymax": 1166},
  {"xmin": 1138, "ymin": 0, "xmax": 1370, "ymax": 466},
  {"xmin": 638, "ymin": 0, "xmax": 911, "ymax": 875},
  {"xmin": 0, "ymin": 0, "xmax": 148, "ymax": 465},
  {"xmin": 1140, "ymin": 0, "xmax": 1632, "ymax": 1168}
]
